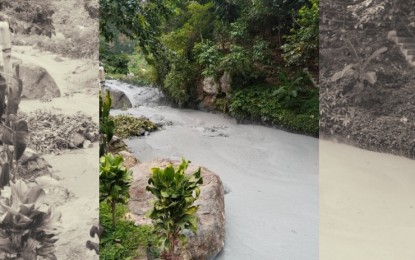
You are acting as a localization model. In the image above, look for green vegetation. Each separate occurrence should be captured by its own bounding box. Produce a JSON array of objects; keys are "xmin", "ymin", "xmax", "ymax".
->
[
  {"xmin": 146, "ymin": 159, "xmax": 203, "ymax": 259},
  {"xmin": 100, "ymin": 202, "xmax": 154, "ymax": 260},
  {"xmin": 99, "ymin": 90, "xmax": 115, "ymax": 156},
  {"xmin": 100, "ymin": 43, "xmax": 155, "ymax": 85},
  {"xmin": 99, "ymin": 153, "xmax": 132, "ymax": 229},
  {"xmin": 282, "ymin": 0, "xmax": 319, "ymax": 68},
  {"xmin": 229, "ymin": 80, "xmax": 319, "ymax": 136},
  {"xmin": 110, "ymin": 114, "xmax": 157, "ymax": 139},
  {"xmin": 100, "ymin": 0, "xmax": 319, "ymax": 136}
]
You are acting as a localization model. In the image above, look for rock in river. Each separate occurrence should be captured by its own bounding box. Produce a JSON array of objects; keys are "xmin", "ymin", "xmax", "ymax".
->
[
  {"xmin": 14, "ymin": 62, "xmax": 61, "ymax": 99},
  {"xmin": 129, "ymin": 158, "xmax": 225, "ymax": 259},
  {"xmin": 102, "ymin": 87, "xmax": 132, "ymax": 109}
]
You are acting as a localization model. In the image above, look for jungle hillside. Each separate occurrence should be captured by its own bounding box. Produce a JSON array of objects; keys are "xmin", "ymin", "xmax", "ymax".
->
[{"xmin": 100, "ymin": 0, "xmax": 319, "ymax": 136}]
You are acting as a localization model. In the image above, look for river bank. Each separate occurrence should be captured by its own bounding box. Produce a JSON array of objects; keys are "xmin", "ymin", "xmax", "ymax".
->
[{"xmin": 107, "ymin": 80, "xmax": 319, "ymax": 259}]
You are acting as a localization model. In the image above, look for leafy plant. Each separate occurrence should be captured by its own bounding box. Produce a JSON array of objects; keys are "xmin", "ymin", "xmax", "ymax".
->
[
  {"xmin": 219, "ymin": 44, "xmax": 251, "ymax": 78},
  {"xmin": 194, "ymin": 40, "xmax": 222, "ymax": 77},
  {"xmin": 162, "ymin": 51, "xmax": 195, "ymax": 107},
  {"xmin": 99, "ymin": 90, "xmax": 115, "ymax": 156},
  {"xmin": 0, "ymin": 180, "xmax": 61, "ymax": 259},
  {"xmin": 146, "ymin": 159, "xmax": 203, "ymax": 260},
  {"xmin": 1, "ymin": 58, "xmax": 28, "ymax": 187},
  {"xmin": 99, "ymin": 153, "xmax": 132, "ymax": 229},
  {"xmin": 331, "ymin": 43, "xmax": 388, "ymax": 103},
  {"xmin": 252, "ymin": 38, "xmax": 272, "ymax": 64},
  {"xmin": 281, "ymin": 0, "xmax": 319, "ymax": 68},
  {"xmin": 319, "ymin": 87, "xmax": 354, "ymax": 135},
  {"xmin": 272, "ymin": 72, "xmax": 305, "ymax": 109}
]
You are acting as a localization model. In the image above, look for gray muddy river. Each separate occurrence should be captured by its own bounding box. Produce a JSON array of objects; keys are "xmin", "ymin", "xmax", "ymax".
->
[{"xmin": 106, "ymin": 80, "xmax": 319, "ymax": 260}]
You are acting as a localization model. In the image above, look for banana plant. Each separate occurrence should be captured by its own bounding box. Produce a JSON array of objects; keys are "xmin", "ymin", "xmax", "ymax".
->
[
  {"xmin": 146, "ymin": 159, "xmax": 203, "ymax": 260},
  {"xmin": 0, "ymin": 180, "xmax": 61, "ymax": 259},
  {"xmin": 331, "ymin": 46, "xmax": 388, "ymax": 87},
  {"xmin": 331, "ymin": 32, "xmax": 388, "ymax": 103},
  {"xmin": 99, "ymin": 153, "xmax": 132, "ymax": 229},
  {"xmin": 0, "ymin": 65, "xmax": 28, "ymax": 188}
]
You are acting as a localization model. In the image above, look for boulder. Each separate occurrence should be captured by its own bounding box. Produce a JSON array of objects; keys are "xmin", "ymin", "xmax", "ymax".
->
[
  {"xmin": 15, "ymin": 63, "xmax": 61, "ymax": 99},
  {"xmin": 202, "ymin": 77, "xmax": 220, "ymax": 95},
  {"xmin": 118, "ymin": 150, "xmax": 139, "ymax": 168},
  {"xmin": 102, "ymin": 87, "xmax": 132, "ymax": 109},
  {"xmin": 83, "ymin": 140, "xmax": 93, "ymax": 149},
  {"xmin": 108, "ymin": 135, "xmax": 127, "ymax": 152},
  {"xmin": 71, "ymin": 132, "xmax": 85, "ymax": 148},
  {"xmin": 18, "ymin": 149, "xmax": 52, "ymax": 179},
  {"xmin": 129, "ymin": 159, "xmax": 225, "ymax": 260},
  {"xmin": 30, "ymin": 175, "xmax": 75, "ymax": 207},
  {"xmin": 198, "ymin": 95, "xmax": 217, "ymax": 112},
  {"xmin": 220, "ymin": 72, "xmax": 232, "ymax": 95}
]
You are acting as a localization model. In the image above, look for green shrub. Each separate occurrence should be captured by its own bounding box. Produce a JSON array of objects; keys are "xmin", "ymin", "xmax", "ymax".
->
[
  {"xmin": 252, "ymin": 38, "xmax": 272, "ymax": 64},
  {"xmin": 194, "ymin": 40, "xmax": 223, "ymax": 77},
  {"xmin": 110, "ymin": 114, "xmax": 157, "ymax": 139},
  {"xmin": 162, "ymin": 52, "xmax": 196, "ymax": 107},
  {"xmin": 281, "ymin": 0, "xmax": 319, "ymax": 68},
  {"xmin": 229, "ymin": 83, "xmax": 318, "ymax": 136},
  {"xmin": 99, "ymin": 90, "xmax": 115, "ymax": 156},
  {"xmin": 146, "ymin": 159, "xmax": 203, "ymax": 259},
  {"xmin": 100, "ymin": 202, "xmax": 154, "ymax": 260},
  {"xmin": 99, "ymin": 154, "xmax": 132, "ymax": 229}
]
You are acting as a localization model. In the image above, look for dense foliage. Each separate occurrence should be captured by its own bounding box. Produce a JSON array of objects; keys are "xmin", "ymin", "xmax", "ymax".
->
[
  {"xmin": 282, "ymin": 0, "xmax": 319, "ymax": 68},
  {"xmin": 229, "ymin": 76, "xmax": 319, "ymax": 136},
  {"xmin": 100, "ymin": 0, "xmax": 319, "ymax": 134}
]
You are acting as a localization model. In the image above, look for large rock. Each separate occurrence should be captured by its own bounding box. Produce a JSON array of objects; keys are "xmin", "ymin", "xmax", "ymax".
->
[
  {"xmin": 118, "ymin": 150, "xmax": 140, "ymax": 168},
  {"xmin": 20, "ymin": 149, "xmax": 52, "ymax": 179},
  {"xmin": 220, "ymin": 72, "xmax": 232, "ymax": 95},
  {"xmin": 202, "ymin": 77, "xmax": 220, "ymax": 95},
  {"xmin": 129, "ymin": 159, "xmax": 225, "ymax": 259},
  {"xmin": 102, "ymin": 87, "xmax": 132, "ymax": 109},
  {"xmin": 15, "ymin": 63, "xmax": 61, "ymax": 99},
  {"xmin": 198, "ymin": 95, "xmax": 217, "ymax": 112}
]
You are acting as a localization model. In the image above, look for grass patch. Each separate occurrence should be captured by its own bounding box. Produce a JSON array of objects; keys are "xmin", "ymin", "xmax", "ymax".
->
[
  {"xmin": 111, "ymin": 114, "xmax": 158, "ymax": 139},
  {"xmin": 229, "ymin": 85, "xmax": 319, "ymax": 136},
  {"xmin": 100, "ymin": 202, "xmax": 154, "ymax": 260}
]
